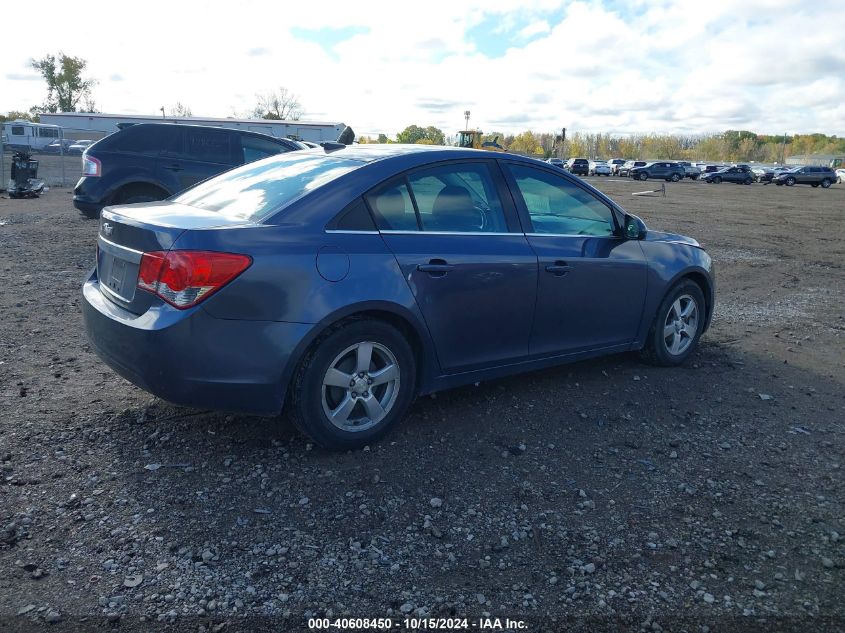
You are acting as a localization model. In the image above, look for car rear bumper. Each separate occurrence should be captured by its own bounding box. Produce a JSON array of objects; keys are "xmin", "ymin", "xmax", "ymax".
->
[{"xmin": 82, "ymin": 274, "xmax": 312, "ymax": 416}]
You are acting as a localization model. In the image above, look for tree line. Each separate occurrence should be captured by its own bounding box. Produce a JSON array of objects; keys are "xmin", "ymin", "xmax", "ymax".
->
[
  {"xmin": 359, "ymin": 126, "xmax": 845, "ymax": 163},
  {"xmin": 5, "ymin": 52, "xmax": 842, "ymax": 163}
]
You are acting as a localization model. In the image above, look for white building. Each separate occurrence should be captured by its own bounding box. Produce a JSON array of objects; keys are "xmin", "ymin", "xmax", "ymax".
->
[{"xmin": 38, "ymin": 112, "xmax": 347, "ymax": 143}]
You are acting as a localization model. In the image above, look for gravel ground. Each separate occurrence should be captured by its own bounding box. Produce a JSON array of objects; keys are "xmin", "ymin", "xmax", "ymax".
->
[{"xmin": 0, "ymin": 179, "xmax": 843, "ymax": 632}]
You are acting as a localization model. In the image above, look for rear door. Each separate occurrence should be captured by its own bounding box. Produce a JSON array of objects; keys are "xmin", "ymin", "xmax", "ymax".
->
[
  {"xmin": 368, "ymin": 160, "xmax": 537, "ymax": 373},
  {"xmin": 158, "ymin": 127, "xmax": 237, "ymax": 192},
  {"xmin": 502, "ymin": 162, "xmax": 648, "ymax": 356}
]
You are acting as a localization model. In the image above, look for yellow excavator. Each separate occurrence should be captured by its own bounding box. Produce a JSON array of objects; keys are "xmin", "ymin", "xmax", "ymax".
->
[{"xmin": 457, "ymin": 130, "xmax": 506, "ymax": 152}]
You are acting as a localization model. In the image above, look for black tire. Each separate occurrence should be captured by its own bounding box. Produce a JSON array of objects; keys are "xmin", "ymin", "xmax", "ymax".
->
[
  {"xmin": 691, "ymin": 174, "xmax": 699, "ymax": 180},
  {"xmin": 289, "ymin": 319, "xmax": 416, "ymax": 450},
  {"xmin": 640, "ymin": 280, "xmax": 706, "ymax": 367},
  {"xmin": 820, "ymin": 179, "xmax": 831, "ymax": 188},
  {"xmin": 116, "ymin": 184, "xmax": 168, "ymax": 205},
  {"xmin": 743, "ymin": 177, "xmax": 752, "ymax": 185},
  {"xmin": 639, "ymin": 172, "xmax": 649, "ymax": 181},
  {"xmin": 670, "ymin": 173, "xmax": 681, "ymax": 182},
  {"xmin": 785, "ymin": 177, "xmax": 796, "ymax": 186},
  {"xmin": 712, "ymin": 176, "xmax": 722, "ymax": 184}
]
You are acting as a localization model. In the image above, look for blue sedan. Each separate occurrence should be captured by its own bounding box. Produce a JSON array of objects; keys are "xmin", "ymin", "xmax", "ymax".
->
[{"xmin": 83, "ymin": 145, "xmax": 714, "ymax": 450}]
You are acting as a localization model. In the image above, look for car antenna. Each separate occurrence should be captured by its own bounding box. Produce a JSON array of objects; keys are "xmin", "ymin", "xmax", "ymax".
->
[{"xmin": 320, "ymin": 125, "xmax": 356, "ymax": 152}]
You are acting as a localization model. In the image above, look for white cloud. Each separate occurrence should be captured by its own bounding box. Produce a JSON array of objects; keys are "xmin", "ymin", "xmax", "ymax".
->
[{"xmin": 1, "ymin": 0, "xmax": 843, "ymax": 136}]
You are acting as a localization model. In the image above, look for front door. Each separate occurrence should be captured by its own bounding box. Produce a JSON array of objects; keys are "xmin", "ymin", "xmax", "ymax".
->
[
  {"xmin": 501, "ymin": 163, "xmax": 648, "ymax": 357},
  {"xmin": 366, "ymin": 161, "xmax": 537, "ymax": 372}
]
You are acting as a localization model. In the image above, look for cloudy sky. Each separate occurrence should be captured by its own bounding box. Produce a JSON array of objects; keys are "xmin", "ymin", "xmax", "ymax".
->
[{"xmin": 2, "ymin": 0, "xmax": 844, "ymax": 138}]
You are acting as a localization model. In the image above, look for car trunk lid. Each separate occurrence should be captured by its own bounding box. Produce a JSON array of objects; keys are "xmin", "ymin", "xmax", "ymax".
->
[{"xmin": 96, "ymin": 201, "xmax": 255, "ymax": 314}]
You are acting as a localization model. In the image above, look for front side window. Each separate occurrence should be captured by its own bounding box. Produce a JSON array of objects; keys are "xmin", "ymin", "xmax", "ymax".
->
[
  {"xmin": 11, "ymin": 126, "xmax": 25, "ymax": 136},
  {"xmin": 506, "ymin": 164, "xmax": 616, "ymax": 237}
]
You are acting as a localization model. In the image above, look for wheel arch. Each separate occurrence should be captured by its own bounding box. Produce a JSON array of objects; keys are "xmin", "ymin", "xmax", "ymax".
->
[
  {"xmin": 108, "ymin": 180, "xmax": 171, "ymax": 205},
  {"xmin": 279, "ymin": 301, "xmax": 437, "ymax": 413},
  {"xmin": 673, "ymin": 269, "xmax": 714, "ymax": 333}
]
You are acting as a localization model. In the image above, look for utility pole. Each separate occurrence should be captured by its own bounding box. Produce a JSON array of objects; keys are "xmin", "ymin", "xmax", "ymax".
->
[
  {"xmin": 464, "ymin": 110, "xmax": 470, "ymax": 131},
  {"xmin": 780, "ymin": 132, "xmax": 787, "ymax": 164},
  {"xmin": 560, "ymin": 127, "xmax": 566, "ymax": 159}
]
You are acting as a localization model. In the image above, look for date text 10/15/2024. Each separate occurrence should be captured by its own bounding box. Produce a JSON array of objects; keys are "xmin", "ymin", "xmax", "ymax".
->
[{"xmin": 307, "ymin": 617, "xmax": 529, "ymax": 630}]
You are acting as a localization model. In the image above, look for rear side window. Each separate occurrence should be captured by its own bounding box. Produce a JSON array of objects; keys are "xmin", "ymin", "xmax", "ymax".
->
[
  {"xmin": 11, "ymin": 126, "xmax": 25, "ymax": 135},
  {"xmin": 173, "ymin": 153, "xmax": 358, "ymax": 222},
  {"xmin": 239, "ymin": 134, "xmax": 288, "ymax": 164},
  {"xmin": 104, "ymin": 125, "xmax": 176, "ymax": 156},
  {"xmin": 183, "ymin": 128, "xmax": 232, "ymax": 164},
  {"xmin": 366, "ymin": 163, "xmax": 510, "ymax": 234},
  {"xmin": 366, "ymin": 180, "xmax": 419, "ymax": 231},
  {"xmin": 407, "ymin": 163, "xmax": 508, "ymax": 233},
  {"xmin": 506, "ymin": 164, "xmax": 615, "ymax": 237}
]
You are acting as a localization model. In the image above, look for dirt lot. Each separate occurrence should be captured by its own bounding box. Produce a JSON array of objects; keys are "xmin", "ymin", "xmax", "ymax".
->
[{"xmin": 0, "ymin": 179, "xmax": 843, "ymax": 632}]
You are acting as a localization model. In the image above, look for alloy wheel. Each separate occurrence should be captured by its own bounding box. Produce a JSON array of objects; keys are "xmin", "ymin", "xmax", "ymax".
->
[
  {"xmin": 321, "ymin": 341, "xmax": 400, "ymax": 432},
  {"xmin": 662, "ymin": 294, "xmax": 699, "ymax": 356}
]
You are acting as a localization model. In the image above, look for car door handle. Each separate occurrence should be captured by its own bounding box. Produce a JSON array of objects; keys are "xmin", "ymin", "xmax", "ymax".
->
[
  {"xmin": 163, "ymin": 164, "xmax": 183, "ymax": 172},
  {"xmin": 417, "ymin": 260, "xmax": 454, "ymax": 275},
  {"xmin": 545, "ymin": 261, "xmax": 572, "ymax": 276}
]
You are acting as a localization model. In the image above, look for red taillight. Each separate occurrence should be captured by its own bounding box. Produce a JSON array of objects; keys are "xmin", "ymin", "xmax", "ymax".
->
[
  {"xmin": 136, "ymin": 250, "xmax": 252, "ymax": 309},
  {"xmin": 82, "ymin": 154, "xmax": 101, "ymax": 177}
]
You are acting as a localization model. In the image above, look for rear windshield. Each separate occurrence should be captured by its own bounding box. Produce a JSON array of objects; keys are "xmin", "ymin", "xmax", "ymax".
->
[{"xmin": 173, "ymin": 152, "xmax": 358, "ymax": 221}]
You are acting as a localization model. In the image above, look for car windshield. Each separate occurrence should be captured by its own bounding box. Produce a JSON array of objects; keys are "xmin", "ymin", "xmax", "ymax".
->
[{"xmin": 173, "ymin": 153, "xmax": 359, "ymax": 221}]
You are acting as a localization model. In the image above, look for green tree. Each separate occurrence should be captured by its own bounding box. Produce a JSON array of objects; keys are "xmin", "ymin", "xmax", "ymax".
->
[
  {"xmin": 396, "ymin": 125, "xmax": 445, "ymax": 145},
  {"xmin": 30, "ymin": 53, "xmax": 96, "ymax": 113},
  {"xmin": 377, "ymin": 133, "xmax": 389, "ymax": 144},
  {"xmin": 0, "ymin": 110, "xmax": 37, "ymax": 122}
]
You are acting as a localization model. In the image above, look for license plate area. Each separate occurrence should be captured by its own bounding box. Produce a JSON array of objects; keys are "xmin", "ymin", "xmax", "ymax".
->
[{"xmin": 97, "ymin": 237, "xmax": 141, "ymax": 303}]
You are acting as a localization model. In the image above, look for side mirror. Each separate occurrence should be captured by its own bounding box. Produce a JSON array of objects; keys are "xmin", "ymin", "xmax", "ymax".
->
[{"xmin": 624, "ymin": 214, "xmax": 646, "ymax": 240}]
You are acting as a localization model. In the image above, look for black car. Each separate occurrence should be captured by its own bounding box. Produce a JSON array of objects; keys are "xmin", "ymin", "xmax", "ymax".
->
[
  {"xmin": 73, "ymin": 123, "xmax": 305, "ymax": 218},
  {"xmin": 629, "ymin": 161, "xmax": 685, "ymax": 182},
  {"xmin": 773, "ymin": 166, "xmax": 837, "ymax": 188},
  {"xmin": 702, "ymin": 166, "xmax": 754, "ymax": 185},
  {"xmin": 567, "ymin": 158, "xmax": 589, "ymax": 176}
]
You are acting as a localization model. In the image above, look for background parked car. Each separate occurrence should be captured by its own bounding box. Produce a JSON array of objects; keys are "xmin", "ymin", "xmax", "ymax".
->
[
  {"xmin": 677, "ymin": 161, "xmax": 702, "ymax": 180},
  {"xmin": 703, "ymin": 166, "xmax": 755, "ymax": 185},
  {"xmin": 618, "ymin": 160, "xmax": 646, "ymax": 177},
  {"xmin": 566, "ymin": 158, "xmax": 590, "ymax": 176},
  {"xmin": 835, "ymin": 168, "xmax": 845, "ymax": 184},
  {"xmin": 701, "ymin": 165, "xmax": 725, "ymax": 175},
  {"xmin": 82, "ymin": 145, "xmax": 713, "ymax": 449},
  {"xmin": 751, "ymin": 166, "xmax": 775, "ymax": 183},
  {"xmin": 607, "ymin": 158, "xmax": 626, "ymax": 175},
  {"xmin": 68, "ymin": 140, "xmax": 94, "ymax": 155},
  {"xmin": 629, "ymin": 161, "xmax": 685, "ymax": 182},
  {"xmin": 40, "ymin": 139, "xmax": 75, "ymax": 154},
  {"xmin": 589, "ymin": 160, "xmax": 612, "ymax": 176},
  {"xmin": 73, "ymin": 123, "xmax": 306, "ymax": 218},
  {"xmin": 546, "ymin": 157, "xmax": 565, "ymax": 169},
  {"xmin": 772, "ymin": 166, "xmax": 837, "ymax": 188}
]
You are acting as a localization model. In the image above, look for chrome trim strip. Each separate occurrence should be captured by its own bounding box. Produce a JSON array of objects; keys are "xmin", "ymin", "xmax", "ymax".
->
[
  {"xmin": 324, "ymin": 230, "xmax": 380, "ymax": 235},
  {"xmin": 97, "ymin": 235, "xmax": 143, "ymax": 263},
  {"xmin": 379, "ymin": 230, "xmax": 519, "ymax": 236},
  {"xmin": 525, "ymin": 232, "xmax": 617, "ymax": 239}
]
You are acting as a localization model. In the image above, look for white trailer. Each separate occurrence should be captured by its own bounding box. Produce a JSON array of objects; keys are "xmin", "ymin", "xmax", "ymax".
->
[
  {"xmin": 38, "ymin": 113, "xmax": 347, "ymax": 142},
  {"xmin": 1, "ymin": 120, "xmax": 64, "ymax": 151}
]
